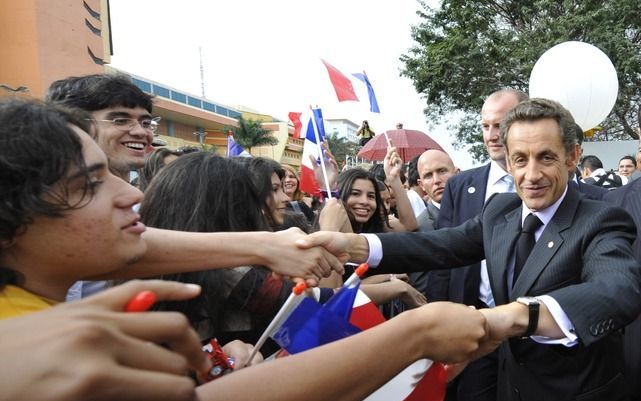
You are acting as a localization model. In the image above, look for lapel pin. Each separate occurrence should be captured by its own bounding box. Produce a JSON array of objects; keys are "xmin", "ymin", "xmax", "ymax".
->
[
  {"xmin": 468, "ymin": 186, "xmax": 476, "ymax": 194},
  {"xmin": 548, "ymin": 241, "xmax": 554, "ymax": 248}
]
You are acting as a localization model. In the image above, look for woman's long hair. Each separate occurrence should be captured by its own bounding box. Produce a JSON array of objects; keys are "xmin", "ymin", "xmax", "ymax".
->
[
  {"xmin": 336, "ymin": 168, "xmax": 386, "ymax": 233},
  {"xmin": 139, "ymin": 153, "xmax": 270, "ymax": 330},
  {"xmin": 234, "ymin": 157, "xmax": 285, "ymax": 230},
  {"xmin": 281, "ymin": 164, "xmax": 304, "ymax": 201}
]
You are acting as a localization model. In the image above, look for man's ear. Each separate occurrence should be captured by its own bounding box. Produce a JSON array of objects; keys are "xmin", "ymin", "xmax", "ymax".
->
[
  {"xmin": 567, "ymin": 144, "xmax": 580, "ymax": 171},
  {"xmin": 453, "ymin": 167, "xmax": 460, "ymax": 175}
]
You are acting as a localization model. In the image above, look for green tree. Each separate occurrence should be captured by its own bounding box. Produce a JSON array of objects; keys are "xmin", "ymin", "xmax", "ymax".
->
[
  {"xmin": 225, "ymin": 116, "xmax": 278, "ymax": 153},
  {"xmin": 326, "ymin": 132, "xmax": 358, "ymax": 167},
  {"xmin": 401, "ymin": 0, "xmax": 641, "ymax": 162}
]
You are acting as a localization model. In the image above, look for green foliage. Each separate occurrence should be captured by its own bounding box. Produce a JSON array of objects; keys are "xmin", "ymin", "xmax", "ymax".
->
[
  {"xmin": 326, "ymin": 132, "xmax": 358, "ymax": 167},
  {"xmin": 401, "ymin": 0, "xmax": 641, "ymax": 162},
  {"xmin": 225, "ymin": 116, "xmax": 278, "ymax": 153}
]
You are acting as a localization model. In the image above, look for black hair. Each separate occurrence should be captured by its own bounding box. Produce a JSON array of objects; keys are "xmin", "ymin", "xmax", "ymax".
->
[
  {"xmin": 137, "ymin": 148, "xmax": 184, "ymax": 192},
  {"xmin": 46, "ymin": 73, "xmax": 153, "ymax": 113},
  {"xmin": 235, "ymin": 157, "xmax": 286, "ymax": 229},
  {"xmin": 619, "ymin": 155, "xmax": 637, "ymax": 168},
  {"xmin": 408, "ymin": 155, "xmax": 421, "ymax": 187},
  {"xmin": 0, "ymin": 99, "xmax": 94, "ymax": 286},
  {"xmin": 139, "ymin": 152, "xmax": 271, "ymax": 330},
  {"xmin": 580, "ymin": 155, "xmax": 603, "ymax": 171},
  {"xmin": 336, "ymin": 168, "xmax": 386, "ymax": 233}
]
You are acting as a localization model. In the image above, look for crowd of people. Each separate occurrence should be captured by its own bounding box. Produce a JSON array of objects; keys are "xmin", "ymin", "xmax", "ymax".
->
[{"xmin": 1, "ymin": 73, "xmax": 641, "ymax": 401}]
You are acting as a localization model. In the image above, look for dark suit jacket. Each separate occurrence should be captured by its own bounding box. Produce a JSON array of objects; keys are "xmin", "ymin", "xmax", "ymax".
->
[
  {"xmin": 411, "ymin": 202, "xmax": 440, "ymax": 298},
  {"xmin": 432, "ymin": 164, "xmax": 490, "ymax": 304},
  {"xmin": 605, "ymin": 180, "xmax": 641, "ymax": 401},
  {"xmin": 416, "ymin": 202, "xmax": 439, "ymax": 232},
  {"xmin": 432, "ymin": 167, "xmax": 609, "ymax": 305},
  {"xmin": 375, "ymin": 187, "xmax": 641, "ymax": 401}
]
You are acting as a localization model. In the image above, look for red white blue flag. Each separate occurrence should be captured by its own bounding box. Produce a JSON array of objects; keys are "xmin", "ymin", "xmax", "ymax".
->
[
  {"xmin": 289, "ymin": 108, "xmax": 326, "ymax": 195},
  {"xmin": 321, "ymin": 59, "xmax": 381, "ymax": 113},
  {"xmin": 273, "ymin": 284, "xmax": 446, "ymax": 401}
]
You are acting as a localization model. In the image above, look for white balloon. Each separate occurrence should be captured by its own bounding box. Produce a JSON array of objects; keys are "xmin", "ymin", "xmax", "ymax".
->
[{"xmin": 529, "ymin": 41, "xmax": 618, "ymax": 131}]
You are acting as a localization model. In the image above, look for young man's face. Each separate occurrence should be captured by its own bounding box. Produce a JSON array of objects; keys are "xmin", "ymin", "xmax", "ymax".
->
[
  {"xmin": 506, "ymin": 118, "xmax": 577, "ymax": 212},
  {"xmin": 91, "ymin": 106, "xmax": 154, "ymax": 178},
  {"xmin": 6, "ymin": 126, "xmax": 146, "ymax": 300}
]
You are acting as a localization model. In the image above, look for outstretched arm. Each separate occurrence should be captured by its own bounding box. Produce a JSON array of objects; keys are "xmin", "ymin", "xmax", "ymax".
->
[
  {"xmin": 88, "ymin": 228, "xmax": 346, "ymax": 287},
  {"xmin": 196, "ymin": 302, "xmax": 489, "ymax": 401}
]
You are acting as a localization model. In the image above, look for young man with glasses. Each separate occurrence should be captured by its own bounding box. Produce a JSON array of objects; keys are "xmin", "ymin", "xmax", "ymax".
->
[
  {"xmin": 46, "ymin": 74, "xmax": 158, "ymax": 181},
  {"xmin": 45, "ymin": 73, "xmax": 344, "ymax": 301}
]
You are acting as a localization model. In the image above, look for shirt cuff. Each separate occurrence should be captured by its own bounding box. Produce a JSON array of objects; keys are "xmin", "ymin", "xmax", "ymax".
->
[
  {"xmin": 530, "ymin": 295, "xmax": 578, "ymax": 347},
  {"xmin": 361, "ymin": 233, "xmax": 382, "ymax": 268}
]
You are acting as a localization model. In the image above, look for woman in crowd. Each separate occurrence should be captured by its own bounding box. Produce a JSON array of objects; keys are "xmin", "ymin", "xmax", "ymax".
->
[
  {"xmin": 281, "ymin": 164, "xmax": 315, "ymax": 223},
  {"xmin": 136, "ymin": 147, "xmax": 184, "ymax": 191},
  {"xmin": 317, "ymin": 148, "xmax": 425, "ymax": 309},
  {"xmin": 140, "ymin": 153, "xmax": 333, "ymax": 354}
]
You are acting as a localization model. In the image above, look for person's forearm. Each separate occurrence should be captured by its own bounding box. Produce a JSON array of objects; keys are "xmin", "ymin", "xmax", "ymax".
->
[
  {"xmin": 346, "ymin": 233, "xmax": 370, "ymax": 264},
  {"xmin": 360, "ymin": 281, "xmax": 406, "ymax": 306},
  {"xmin": 389, "ymin": 181, "xmax": 418, "ymax": 232},
  {"xmin": 494, "ymin": 302, "xmax": 564, "ymax": 338},
  {"xmin": 196, "ymin": 311, "xmax": 425, "ymax": 401},
  {"xmin": 90, "ymin": 229, "xmax": 269, "ymax": 279}
]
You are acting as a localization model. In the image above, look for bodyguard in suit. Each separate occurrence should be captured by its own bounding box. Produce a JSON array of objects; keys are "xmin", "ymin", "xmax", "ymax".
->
[
  {"xmin": 433, "ymin": 89, "xmax": 527, "ymax": 401},
  {"xmin": 411, "ymin": 149, "xmax": 459, "ymax": 298},
  {"xmin": 304, "ymin": 98, "xmax": 641, "ymax": 401}
]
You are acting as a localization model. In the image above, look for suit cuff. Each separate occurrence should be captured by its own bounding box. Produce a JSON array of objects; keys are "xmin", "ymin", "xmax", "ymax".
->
[
  {"xmin": 530, "ymin": 295, "xmax": 578, "ymax": 347},
  {"xmin": 361, "ymin": 234, "xmax": 382, "ymax": 268}
]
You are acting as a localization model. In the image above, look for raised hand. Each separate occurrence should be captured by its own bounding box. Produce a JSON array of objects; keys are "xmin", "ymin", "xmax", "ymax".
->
[
  {"xmin": 310, "ymin": 142, "xmax": 339, "ymax": 193},
  {"xmin": 383, "ymin": 145, "xmax": 403, "ymax": 184}
]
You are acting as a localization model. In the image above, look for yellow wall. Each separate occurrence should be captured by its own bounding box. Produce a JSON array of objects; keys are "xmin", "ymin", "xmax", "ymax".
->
[{"xmin": 0, "ymin": 0, "xmax": 107, "ymax": 98}]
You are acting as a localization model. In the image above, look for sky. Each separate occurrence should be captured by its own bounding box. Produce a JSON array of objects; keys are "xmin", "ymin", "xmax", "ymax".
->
[{"xmin": 108, "ymin": 0, "xmax": 478, "ymax": 169}]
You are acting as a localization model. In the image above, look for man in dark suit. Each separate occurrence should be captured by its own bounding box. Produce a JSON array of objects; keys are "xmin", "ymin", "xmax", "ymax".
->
[
  {"xmin": 411, "ymin": 149, "xmax": 459, "ymax": 298},
  {"xmin": 304, "ymin": 98, "xmax": 641, "ymax": 401},
  {"xmin": 431, "ymin": 89, "xmax": 527, "ymax": 401},
  {"xmin": 605, "ymin": 112, "xmax": 641, "ymax": 400}
]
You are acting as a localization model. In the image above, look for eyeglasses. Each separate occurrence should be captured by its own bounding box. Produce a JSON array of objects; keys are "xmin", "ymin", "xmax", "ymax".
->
[{"xmin": 87, "ymin": 116, "xmax": 161, "ymax": 133}]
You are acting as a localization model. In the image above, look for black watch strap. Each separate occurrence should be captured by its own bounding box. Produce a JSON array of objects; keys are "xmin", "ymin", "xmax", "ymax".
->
[{"xmin": 517, "ymin": 297, "xmax": 540, "ymax": 337}]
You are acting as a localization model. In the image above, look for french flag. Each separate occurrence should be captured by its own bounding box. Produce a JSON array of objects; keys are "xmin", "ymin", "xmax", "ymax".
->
[
  {"xmin": 227, "ymin": 135, "xmax": 251, "ymax": 158},
  {"xmin": 289, "ymin": 108, "xmax": 326, "ymax": 195},
  {"xmin": 321, "ymin": 59, "xmax": 380, "ymax": 113},
  {"xmin": 273, "ymin": 283, "xmax": 446, "ymax": 401}
]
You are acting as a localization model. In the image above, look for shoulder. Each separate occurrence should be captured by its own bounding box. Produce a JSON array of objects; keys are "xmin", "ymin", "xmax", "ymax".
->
[
  {"xmin": 605, "ymin": 178, "xmax": 641, "ymax": 205},
  {"xmin": 443, "ymin": 164, "xmax": 489, "ymax": 194}
]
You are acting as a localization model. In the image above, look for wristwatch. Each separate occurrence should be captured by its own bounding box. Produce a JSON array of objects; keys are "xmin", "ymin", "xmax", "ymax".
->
[{"xmin": 516, "ymin": 296, "xmax": 540, "ymax": 337}]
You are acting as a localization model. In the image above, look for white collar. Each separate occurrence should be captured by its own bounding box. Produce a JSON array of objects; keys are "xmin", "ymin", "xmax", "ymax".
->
[
  {"xmin": 521, "ymin": 185, "xmax": 568, "ymax": 228},
  {"xmin": 488, "ymin": 160, "xmax": 510, "ymax": 186}
]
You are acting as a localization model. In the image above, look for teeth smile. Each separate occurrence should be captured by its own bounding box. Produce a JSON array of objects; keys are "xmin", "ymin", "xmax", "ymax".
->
[{"xmin": 124, "ymin": 142, "xmax": 145, "ymax": 150}]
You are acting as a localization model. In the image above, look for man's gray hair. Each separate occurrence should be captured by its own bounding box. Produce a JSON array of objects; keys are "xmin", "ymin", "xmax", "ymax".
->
[{"xmin": 500, "ymin": 98, "xmax": 577, "ymax": 154}]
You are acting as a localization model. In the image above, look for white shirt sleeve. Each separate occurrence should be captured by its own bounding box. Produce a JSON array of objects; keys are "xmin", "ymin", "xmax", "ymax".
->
[
  {"xmin": 361, "ymin": 233, "xmax": 383, "ymax": 268},
  {"xmin": 530, "ymin": 295, "xmax": 578, "ymax": 347}
]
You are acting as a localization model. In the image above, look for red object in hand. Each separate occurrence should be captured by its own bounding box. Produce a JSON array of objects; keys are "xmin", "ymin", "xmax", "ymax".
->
[
  {"xmin": 124, "ymin": 291, "xmax": 157, "ymax": 312},
  {"xmin": 201, "ymin": 338, "xmax": 235, "ymax": 382}
]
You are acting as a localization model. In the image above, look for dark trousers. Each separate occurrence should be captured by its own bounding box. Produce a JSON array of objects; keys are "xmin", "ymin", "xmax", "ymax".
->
[
  {"xmin": 359, "ymin": 137, "xmax": 372, "ymax": 147},
  {"xmin": 446, "ymin": 349, "xmax": 498, "ymax": 401}
]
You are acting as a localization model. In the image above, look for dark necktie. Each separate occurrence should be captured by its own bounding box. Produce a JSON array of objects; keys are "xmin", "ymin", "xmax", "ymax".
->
[{"xmin": 513, "ymin": 213, "xmax": 543, "ymax": 287}]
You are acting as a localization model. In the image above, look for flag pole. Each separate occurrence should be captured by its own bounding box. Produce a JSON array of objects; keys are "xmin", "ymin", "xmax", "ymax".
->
[
  {"xmin": 247, "ymin": 282, "xmax": 307, "ymax": 364},
  {"xmin": 343, "ymin": 263, "xmax": 369, "ymax": 287},
  {"xmin": 309, "ymin": 106, "xmax": 333, "ymax": 200}
]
